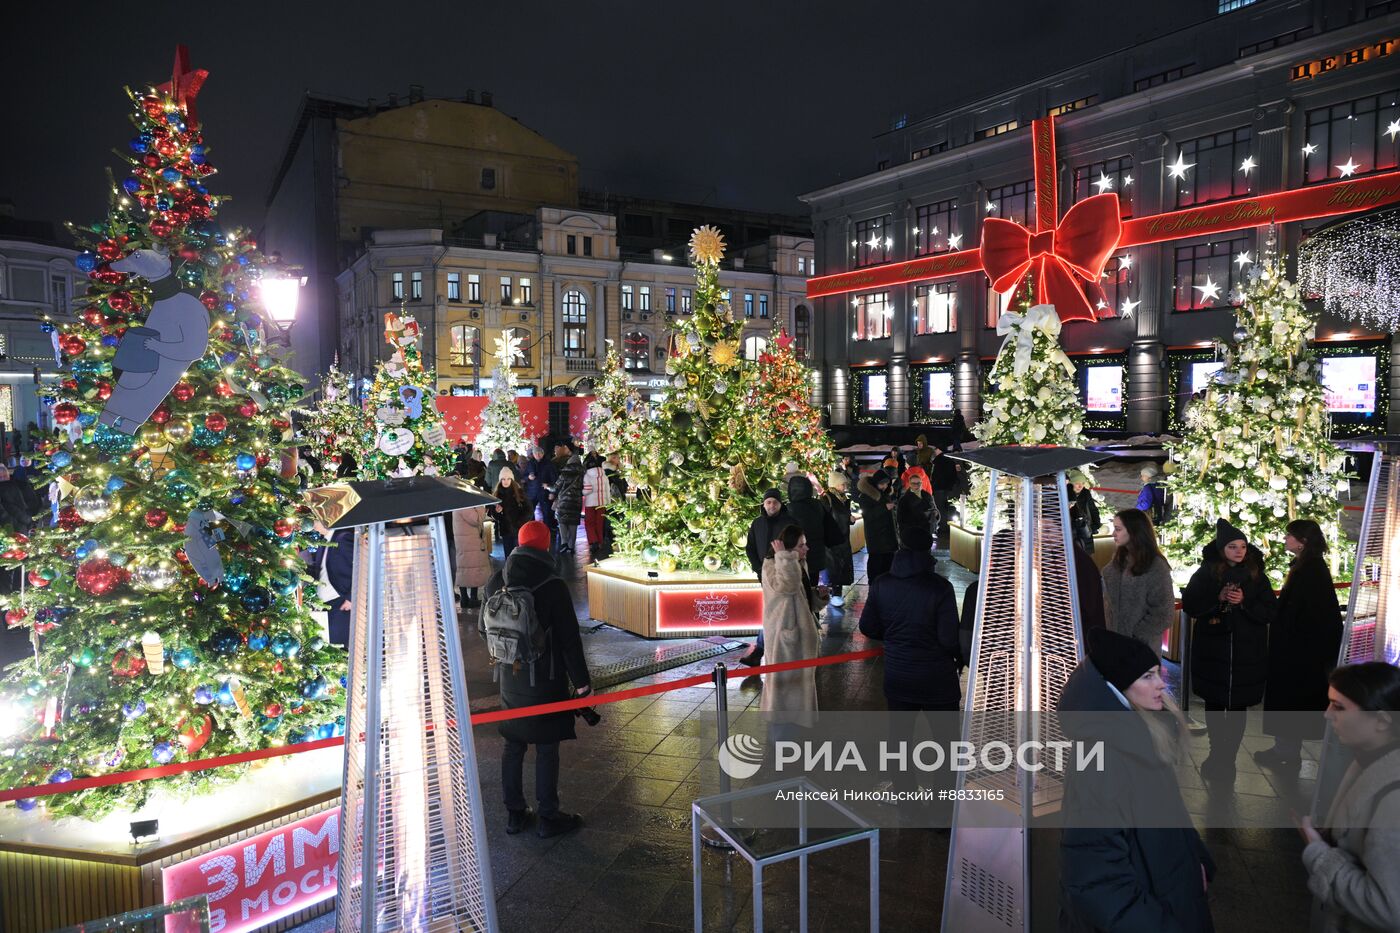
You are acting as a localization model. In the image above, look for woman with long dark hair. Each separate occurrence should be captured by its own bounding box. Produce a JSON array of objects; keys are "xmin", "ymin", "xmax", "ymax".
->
[
  {"xmin": 491, "ymin": 467, "xmax": 531, "ymax": 560},
  {"xmin": 1102, "ymin": 509, "xmax": 1176, "ymax": 654},
  {"xmin": 1182, "ymin": 518, "xmax": 1277, "ymax": 784},
  {"xmin": 1300, "ymin": 662, "xmax": 1400, "ymax": 933},
  {"xmin": 1256, "ymin": 519, "xmax": 1345, "ymax": 769}
]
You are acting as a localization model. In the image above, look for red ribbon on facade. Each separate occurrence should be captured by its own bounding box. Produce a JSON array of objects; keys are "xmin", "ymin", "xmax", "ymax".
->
[{"xmin": 978, "ymin": 117, "xmax": 1122, "ymax": 325}]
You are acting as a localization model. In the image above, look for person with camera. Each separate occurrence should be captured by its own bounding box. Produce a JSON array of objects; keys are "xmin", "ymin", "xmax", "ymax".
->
[{"xmin": 481, "ymin": 520, "xmax": 593, "ymax": 838}]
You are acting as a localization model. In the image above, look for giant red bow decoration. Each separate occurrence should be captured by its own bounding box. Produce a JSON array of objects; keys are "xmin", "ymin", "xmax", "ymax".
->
[{"xmin": 980, "ymin": 193, "xmax": 1122, "ymax": 325}]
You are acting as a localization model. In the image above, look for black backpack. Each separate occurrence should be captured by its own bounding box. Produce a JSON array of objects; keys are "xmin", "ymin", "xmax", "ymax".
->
[{"xmin": 478, "ymin": 579, "xmax": 551, "ymax": 684}]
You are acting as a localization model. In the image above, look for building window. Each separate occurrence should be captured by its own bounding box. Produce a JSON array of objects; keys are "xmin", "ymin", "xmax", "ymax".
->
[
  {"xmin": 480, "ymin": 167, "xmax": 496, "ymax": 190},
  {"xmin": 500, "ymin": 276, "xmax": 512, "ymax": 303},
  {"xmin": 914, "ymin": 282, "xmax": 957, "ymax": 334},
  {"xmin": 447, "ymin": 272, "xmax": 461, "ymax": 302},
  {"xmin": 1173, "ymin": 236, "xmax": 1251, "ymax": 311},
  {"xmin": 744, "ymin": 293, "xmax": 754, "ymax": 318},
  {"xmin": 449, "ymin": 324, "xmax": 480, "ymax": 368},
  {"xmin": 975, "ymin": 119, "xmax": 1019, "ymax": 140},
  {"xmin": 505, "ymin": 327, "xmax": 531, "ymax": 367},
  {"xmin": 681, "ymin": 289, "xmax": 692, "ymax": 313},
  {"xmin": 797, "ymin": 257, "xmax": 806, "ymax": 274},
  {"xmin": 987, "ymin": 179, "xmax": 1034, "ymax": 226},
  {"xmin": 911, "ymin": 142, "xmax": 947, "ymax": 161},
  {"xmin": 1048, "ymin": 95, "xmax": 1098, "ymax": 117},
  {"xmin": 1094, "ymin": 255, "xmax": 1133, "ymax": 318},
  {"xmin": 410, "ymin": 271, "xmax": 423, "ymax": 300},
  {"xmin": 583, "ymin": 237, "xmax": 593, "ymax": 257},
  {"xmin": 1304, "ymin": 90, "xmax": 1400, "ymax": 184},
  {"xmin": 758, "ymin": 295, "xmax": 769, "ymax": 319},
  {"xmin": 392, "ymin": 272, "xmax": 404, "ymax": 300},
  {"xmin": 1174, "ymin": 127, "xmax": 1253, "ymax": 208},
  {"xmin": 1133, "ymin": 64, "xmax": 1193, "ymax": 91},
  {"xmin": 567, "ymin": 235, "xmax": 577, "ymax": 255},
  {"xmin": 562, "ymin": 290, "xmax": 588, "ymax": 357},
  {"xmin": 793, "ymin": 305, "xmax": 810, "ymax": 359},
  {"xmin": 743, "ymin": 336, "xmax": 768, "ymax": 361},
  {"xmin": 639, "ymin": 285, "xmax": 650, "ymax": 312},
  {"xmin": 50, "ymin": 276, "xmax": 68, "ymax": 312},
  {"xmin": 721, "ymin": 289, "xmax": 731, "ymax": 302},
  {"xmin": 852, "ymin": 215, "xmax": 893, "ymax": 267},
  {"xmin": 467, "ymin": 273, "xmax": 481, "ymax": 303},
  {"xmin": 520, "ymin": 277, "xmax": 532, "ymax": 304},
  {"xmin": 1072, "ymin": 156, "xmax": 1134, "ymax": 216},
  {"xmin": 1239, "ymin": 27, "xmax": 1310, "ymax": 57},
  {"xmin": 665, "ymin": 287, "xmax": 676, "ymax": 313},
  {"xmin": 913, "ymin": 198, "xmax": 957, "ymax": 256},
  {"xmin": 623, "ymin": 331, "xmax": 650, "ymax": 370},
  {"xmin": 852, "ymin": 292, "xmax": 892, "ymax": 341},
  {"xmin": 1217, "ymin": 0, "xmax": 1258, "ymax": 11},
  {"xmin": 621, "ymin": 284, "xmax": 633, "ymax": 311},
  {"xmin": 986, "ymin": 283, "xmax": 1017, "ymax": 328}
]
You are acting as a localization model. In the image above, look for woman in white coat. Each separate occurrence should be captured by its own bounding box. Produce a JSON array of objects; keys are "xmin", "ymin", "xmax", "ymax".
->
[
  {"xmin": 760, "ymin": 524, "xmax": 820, "ymax": 729},
  {"xmin": 580, "ymin": 453, "xmax": 612, "ymax": 558},
  {"xmin": 453, "ymin": 502, "xmax": 494, "ymax": 609}
]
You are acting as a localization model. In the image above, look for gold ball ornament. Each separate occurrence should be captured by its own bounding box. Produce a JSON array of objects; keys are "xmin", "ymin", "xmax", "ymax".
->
[
  {"xmin": 138, "ymin": 424, "xmax": 168, "ymax": 450},
  {"xmin": 658, "ymin": 554, "xmax": 678, "ymax": 574},
  {"xmin": 164, "ymin": 419, "xmax": 193, "ymax": 444},
  {"xmin": 703, "ymin": 555, "xmax": 722, "ymax": 572},
  {"xmin": 1162, "ymin": 460, "xmax": 1177, "ymax": 475}
]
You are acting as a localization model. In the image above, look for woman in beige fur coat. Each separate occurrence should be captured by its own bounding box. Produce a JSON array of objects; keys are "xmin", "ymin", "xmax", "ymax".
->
[{"xmin": 760, "ymin": 524, "xmax": 820, "ymax": 727}]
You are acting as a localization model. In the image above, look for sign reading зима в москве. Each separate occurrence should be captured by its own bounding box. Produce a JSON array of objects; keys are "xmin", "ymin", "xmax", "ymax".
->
[{"xmin": 1290, "ymin": 37, "xmax": 1395, "ymax": 80}]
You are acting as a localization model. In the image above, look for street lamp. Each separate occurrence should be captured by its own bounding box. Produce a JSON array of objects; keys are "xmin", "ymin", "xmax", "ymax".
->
[{"xmin": 258, "ymin": 270, "xmax": 306, "ymax": 344}]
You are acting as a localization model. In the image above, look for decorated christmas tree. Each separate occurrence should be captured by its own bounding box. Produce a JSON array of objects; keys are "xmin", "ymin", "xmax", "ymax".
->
[
  {"xmin": 299, "ymin": 359, "xmax": 368, "ymax": 473},
  {"xmin": 585, "ymin": 345, "xmax": 645, "ymax": 456},
  {"xmin": 964, "ymin": 291, "xmax": 1095, "ymax": 529},
  {"xmin": 1161, "ymin": 245, "xmax": 1348, "ymax": 583},
  {"xmin": 360, "ymin": 311, "xmax": 454, "ymax": 479},
  {"xmin": 475, "ymin": 332, "xmax": 528, "ymax": 456},
  {"xmin": 0, "ymin": 51, "xmax": 344, "ymax": 819},
  {"xmin": 750, "ymin": 326, "xmax": 836, "ymax": 480},
  {"xmin": 611, "ymin": 227, "xmax": 832, "ymax": 571}
]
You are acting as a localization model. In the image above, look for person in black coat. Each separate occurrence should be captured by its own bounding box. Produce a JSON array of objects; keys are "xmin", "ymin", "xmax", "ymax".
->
[
  {"xmin": 490, "ymin": 468, "xmax": 532, "ymax": 560},
  {"xmin": 819, "ymin": 471, "xmax": 856, "ymax": 601},
  {"xmin": 1181, "ymin": 518, "xmax": 1277, "ymax": 784},
  {"xmin": 897, "ymin": 471, "xmax": 938, "ymax": 546},
  {"xmin": 856, "ymin": 470, "xmax": 899, "ymax": 582},
  {"xmin": 1256, "ymin": 519, "xmax": 1344, "ymax": 768},
  {"xmin": 744, "ymin": 489, "xmax": 793, "ymax": 578},
  {"xmin": 523, "ymin": 446, "xmax": 559, "ymax": 543},
  {"xmin": 785, "ymin": 475, "xmax": 841, "ymax": 582},
  {"xmin": 1068, "ymin": 480, "xmax": 1101, "ymax": 556},
  {"xmin": 305, "ymin": 525, "xmax": 356, "ymax": 647},
  {"xmin": 1059, "ymin": 628, "xmax": 1216, "ymax": 932},
  {"xmin": 482, "ymin": 521, "xmax": 593, "ymax": 838}
]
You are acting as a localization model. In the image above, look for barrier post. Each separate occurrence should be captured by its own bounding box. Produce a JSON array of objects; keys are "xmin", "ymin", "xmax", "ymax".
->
[
  {"xmin": 701, "ymin": 662, "xmax": 735, "ymax": 851},
  {"xmin": 1178, "ymin": 606, "xmax": 1206, "ymax": 732}
]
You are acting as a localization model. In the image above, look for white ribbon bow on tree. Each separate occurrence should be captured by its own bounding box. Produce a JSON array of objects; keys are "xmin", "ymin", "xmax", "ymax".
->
[{"xmin": 996, "ymin": 303, "xmax": 1075, "ymax": 378}]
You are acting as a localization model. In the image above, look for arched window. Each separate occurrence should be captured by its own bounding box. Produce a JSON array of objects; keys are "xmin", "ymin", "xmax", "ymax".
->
[
  {"xmin": 449, "ymin": 324, "xmax": 480, "ymax": 368},
  {"xmin": 562, "ymin": 290, "xmax": 588, "ymax": 358},
  {"xmin": 793, "ymin": 305, "xmax": 810, "ymax": 359},
  {"xmin": 501, "ymin": 327, "xmax": 531, "ymax": 367},
  {"xmin": 623, "ymin": 331, "xmax": 650, "ymax": 370},
  {"xmin": 743, "ymin": 336, "xmax": 768, "ymax": 361}
]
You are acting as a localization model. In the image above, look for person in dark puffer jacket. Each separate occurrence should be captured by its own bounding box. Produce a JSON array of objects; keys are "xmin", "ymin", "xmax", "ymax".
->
[
  {"xmin": 785, "ymin": 474, "xmax": 841, "ymax": 583},
  {"xmin": 856, "ymin": 470, "xmax": 898, "ymax": 582},
  {"xmin": 552, "ymin": 453, "xmax": 584, "ymax": 554},
  {"xmin": 1181, "ymin": 518, "xmax": 1277, "ymax": 784}
]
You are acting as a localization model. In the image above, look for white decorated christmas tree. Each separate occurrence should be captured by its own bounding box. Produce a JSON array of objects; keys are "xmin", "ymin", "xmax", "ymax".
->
[
  {"xmin": 360, "ymin": 312, "xmax": 454, "ymax": 479},
  {"xmin": 1161, "ymin": 243, "xmax": 1348, "ymax": 583},
  {"xmin": 476, "ymin": 332, "xmax": 528, "ymax": 455},
  {"xmin": 585, "ymin": 346, "xmax": 644, "ymax": 455},
  {"xmin": 300, "ymin": 359, "xmax": 369, "ymax": 472}
]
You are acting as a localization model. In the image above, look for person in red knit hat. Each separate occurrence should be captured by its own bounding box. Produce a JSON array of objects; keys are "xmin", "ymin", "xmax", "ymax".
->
[{"xmin": 482, "ymin": 520, "xmax": 593, "ymax": 838}]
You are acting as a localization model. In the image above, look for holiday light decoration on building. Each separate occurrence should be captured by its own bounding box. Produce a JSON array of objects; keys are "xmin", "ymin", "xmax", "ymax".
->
[{"xmin": 1298, "ymin": 207, "xmax": 1400, "ymax": 333}]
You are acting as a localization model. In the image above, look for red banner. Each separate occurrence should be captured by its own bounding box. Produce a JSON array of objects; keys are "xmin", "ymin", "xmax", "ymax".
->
[
  {"xmin": 806, "ymin": 167, "xmax": 1400, "ymax": 300},
  {"xmin": 162, "ymin": 808, "xmax": 339, "ymax": 933},
  {"xmin": 655, "ymin": 588, "xmax": 764, "ymax": 632}
]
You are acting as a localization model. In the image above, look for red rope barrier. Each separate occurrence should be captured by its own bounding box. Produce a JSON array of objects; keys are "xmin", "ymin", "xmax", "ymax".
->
[
  {"xmin": 0, "ymin": 646, "xmax": 886, "ymax": 802},
  {"xmin": 1095, "ymin": 486, "xmax": 1364, "ymax": 512}
]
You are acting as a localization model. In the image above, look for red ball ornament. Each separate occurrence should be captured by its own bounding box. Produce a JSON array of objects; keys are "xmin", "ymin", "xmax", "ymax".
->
[
  {"xmin": 155, "ymin": 138, "xmax": 179, "ymax": 158},
  {"xmin": 199, "ymin": 291, "xmax": 220, "ymax": 310},
  {"xmin": 237, "ymin": 400, "xmax": 258, "ymax": 418},
  {"xmin": 145, "ymin": 509, "xmax": 168, "ymax": 529},
  {"xmin": 148, "ymin": 218, "xmax": 174, "ymax": 238},
  {"xmin": 61, "ymin": 379, "xmax": 78, "ymax": 392},
  {"xmin": 171, "ymin": 382, "xmax": 195, "ymax": 403},
  {"xmin": 174, "ymin": 548, "xmax": 189, "ymax": 564},
  {"xmin": 215, "ymin": 382, "xmax": 234, "ymax": 399},
  {"xmin": 96, "ymin": 241, "xmax": 122, "ymax": 261},
  {"xmin": 106, "ymin": 292, "xmax": 133, "ymax": 314},
  {"xmin": 272, "ymin": 661, "xmax": 284, "ymax": 675},
  {"xmin": 94, "ymin": 267, "xmax": 127, "ymax": 285},
  {"xmin": 265, "ymin": 703, "xmax": 283, "ymax": 718},
  {"xmin": 142, "ymin": 96, "xmax": 163, "ymax": 117},
  {"xmin": 151, "ymin": 404, "xmax": 172, "ymax": 425},
  {"xmin": 204, "ymin": 413, "xmax": 227, "ymax": 432},
  {"xmin": 5, "ymin": 609, "xmax": 26, "ymax": 627},
  {"xmin": 76, "ymin": 558, "xmax": 125, "ymax": 596},
  {"xmin": 255, "ymin": 452, "xmax": 271, "ymax": 468},
  {"xmin": 95, "ymin": 382, "xmax": 112, "ymax": 401},
  {"xmin": 60, "ymin": 335, "xmax": 86, "ymax": 356},
  {"xmin": 53, "ymin": 403, "xmax": 79, "ymax": 425},
  {"xmin": 82, "ymin": 309, "xmax": 104, "ymax": 327},
  {"xmin": 57, "ymin": 506, "xmax": 85, "ymax": 531},
  {"xmin": 26, "ymin": 570, "xmax": 49, "ymax": 588},
  {"xmin": 110, "ymin": 648, "xmax": 146, "ymax": 678},
  {"xmin": 273, "ymin": 518, "xmax": 296, "ymax": 538},
  {"xmin": 142, "ymin": 153, "xmax": 161, "ymax": 168},
  {"xmin": 178, "ymin": 714, "xmax": 213, "ymax": 755}
]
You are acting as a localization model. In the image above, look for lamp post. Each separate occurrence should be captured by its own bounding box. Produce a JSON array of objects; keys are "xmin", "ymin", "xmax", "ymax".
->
[{"xmin": 258, "ymin": 267, "xmax": 305, "ymax": 347}]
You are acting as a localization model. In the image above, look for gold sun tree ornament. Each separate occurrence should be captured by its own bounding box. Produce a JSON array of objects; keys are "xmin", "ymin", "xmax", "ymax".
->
[{"xmin": 689, "ymin": 225, "xmax": 727, "ymax": 265}]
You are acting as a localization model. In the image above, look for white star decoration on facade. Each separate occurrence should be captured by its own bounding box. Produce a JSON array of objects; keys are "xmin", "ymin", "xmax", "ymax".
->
[
  {"xmin": 1336, "ymin": 158, "xmax": 1360, "ymax": 178},
  {"xmin": 1120, "ymin": 254, "xmax": 1133, "ymax": 268},
  {"xmin": 947, "ymin": 232, "xmax": 963, "ymax": 250},
  {"xmin": 985, "ymin": 202, "xmax": 997, "ymax": 213},
  {"xmin": 1302, "ymin": 143, "xmax": 1318, "ymax": 156},
  {"xmin": 1234, "ymin": 251, "xmax": 1253, "ymax": 270},
  {"xmin": 866, "ymin": 236, "xmax": 880, "ymax": 250},
  {"xmin": 1094, "ymin": 173, "xmax": 1114, "ymax": 194},
  {"xmin": 1194, "ymin": 276, "xmax": 1222, "ymax": 304},
  {"xmin": 911, "ymin": 227, "xmax": 920, "ymax": 235},
  {"xmin": 1386, "ymin": 119, "xmax": 1400, "ymax": 141},
  {"xmin": 1167, "ymin": 153, "xmax": 1195, "ymax": 180},
  {"xmin": 1095, "ymin": 298, "xmax": 1108, "ymax": 310},
  {"xmin": 931, "ymin": 226, "xmax": 939, "ymax": 235},
  {"xmin": 1122, "ymin": 175, "xmax": 1133, "ymax": 186},
  {"xmin": 1239, "ymin": 156, "xmax": 1257, "ymax": 176},
  {"xmin": 1120, "ymin": 296, "xmax": 1140, "ymax": 316}
]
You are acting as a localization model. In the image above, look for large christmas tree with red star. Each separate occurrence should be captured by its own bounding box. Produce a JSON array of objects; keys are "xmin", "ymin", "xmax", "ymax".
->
[{"xmin": 0, "ymin": 47, "xmax": 345, "ymax": 819}]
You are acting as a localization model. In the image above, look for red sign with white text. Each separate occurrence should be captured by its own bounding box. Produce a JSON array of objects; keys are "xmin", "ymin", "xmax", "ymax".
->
[
  {"xmin": 162, "ymin": 807, "xmax": 339, "ymax": 933},
  {"xmin": 656, "ymin": 588, "xmax": 764, "ymax": 632}
]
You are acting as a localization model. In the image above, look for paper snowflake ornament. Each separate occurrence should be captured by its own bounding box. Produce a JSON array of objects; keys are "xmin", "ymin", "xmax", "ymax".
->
[{"xmin": 689, "ymin": 225, "xmax": 727, "ymax": 264}]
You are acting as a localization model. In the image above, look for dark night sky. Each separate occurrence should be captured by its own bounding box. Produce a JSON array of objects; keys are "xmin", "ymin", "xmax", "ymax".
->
[{"xmin": 3, "ymin": 1, "xmax": 1208, "ymax": 235}]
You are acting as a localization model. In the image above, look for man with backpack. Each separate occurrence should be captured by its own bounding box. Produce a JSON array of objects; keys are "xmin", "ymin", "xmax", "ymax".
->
[{"xmin": 480, "ymin": 520, "xmax": 593, "ymax": 838}]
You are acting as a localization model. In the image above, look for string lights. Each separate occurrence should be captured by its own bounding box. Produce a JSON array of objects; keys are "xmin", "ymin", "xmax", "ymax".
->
[{"xmin": 1298, "ymin": 208, "xmax": 1400, "ymax": 333}]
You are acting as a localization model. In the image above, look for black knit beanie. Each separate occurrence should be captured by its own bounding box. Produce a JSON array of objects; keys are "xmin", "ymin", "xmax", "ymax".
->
[
  {"xmin": 1213, "ymin": 517, "xmax": 1248, "ymax": 551},
  {"xmin": 1086, "ymin": 628, "xmax": 1160, "ymax": 692}
]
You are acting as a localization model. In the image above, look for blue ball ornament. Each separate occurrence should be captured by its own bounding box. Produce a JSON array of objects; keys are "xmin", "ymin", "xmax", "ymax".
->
[
  {"xmin": 193, "ymin": 684, "xmax": 215, "ymax": 705},
  {"xmin": 207, "ymin": 627, "xmax": 242, "ymax": 655},
  {"xmin": 221, "ymin": 561, "xmax": 250, "ymax": 593},
  {"xmin": 172, "ymin": 646, "xmax": 199, "ymax": 670},
  {"xmin": 306, "ymin": 635, "xmax": 325, "ymax": 652},
  {"xmin": 271, "ymin": 569, "xmax": 299, "ymax": 595},
  {"xmin": 230, "ymin": 494, "xmax": 245, "ymax": 506},
  {"xmin": 40, "ymin": 322, "xmax": 55, "ymax": 334},
  {"xmin": 287, "ymin": 727, "xmax": 310, "ymax": 745},
  {"xmin": 161, "ymin": 168, "xmax": 181, "ymax": 183},
  {"xmin": 256, "ymin": 712, "xmax": 283, "ymax": 735},
  {"xmin": 155, "ymin": 195, "xmax": 173, "ymax": 212},
  {"xmin": 101, "ymin": 334, "xmax": 119, "ymax": 347},
  {"xmin": 240, "ymin": 586, "xmax": 272, "ymax": 613},
  {"xmin": 247, "ymin": 628, "xmax": 270, "ymax": 651},
  {"xmin": 333, "ymin": 715, "xmax": 346, "ymax": 737},
  {"xmin": 189, "ymin": 147, "xmax": 206, "ymax": 165},
  {"xmin": 15, "ymin": 798, "xmax": 37, "ymax": 811},
  {"xmin": 121, "ymin": 700, "xmax": 146, "ymax": 720},
  {"xmin": 105, "ymin": 477, "xmax": 125, "ymax": 493},
  {"xmin": 122, "ymin": 177, "xmax": 141, "ymax": 194},
  {"xmin": 269, "ymin": 633, "xmax": 301, "ymax": 660},
  {"xmin": 129, "ymin": 137, "xmax": 148, "ymax": 153},
  {"xmin": 49, "ymin": 769, "xmax": 73, "ymax": 784},
  {"xmin": 221, "ymin": 351, "xmax": 238, "ymax": 365},
  {"xmin": 299, "ymin": 675, "xmax": 329, "ymax": 700},
  {"xmin": 237, "ymin": 255, "xmax": 249, "ymax": 265},
  {"xmin": 152, "ymin": 742, "xmax": 176, "ymax": 765},
  {"xmin": 316, "ymin": 722, "xmax": 335, "ymax": 740},
  {"xmin": 78, "ymin": 412, "xmax": 97, "ymax": 427},
  {"xmin": 216, "ymin": 682, "xmax": 235, "ymax": 706},
  {"xmin": 222, "ymin": 282, "xmax": 236, "ymax": 294},
  {"xmin": 50, "ymin": 451, "xmax": 72, "ymax": 468}
]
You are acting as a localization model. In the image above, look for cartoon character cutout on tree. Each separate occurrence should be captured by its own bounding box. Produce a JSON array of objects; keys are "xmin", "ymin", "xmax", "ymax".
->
[{"xmin": 98, "ymin": 249, "xmax": 209, "ymax": 433}]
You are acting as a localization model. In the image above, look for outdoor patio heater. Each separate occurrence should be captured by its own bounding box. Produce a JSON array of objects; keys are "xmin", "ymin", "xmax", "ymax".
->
[
  {"xmin": 307, "ymin": 476, "xmax": 499, "ymax": 933},
  {"xmin": 1314, "ymin": 443, "xmax": 1399, "ymax": 817},
  {"xmin": 940, "ymin": 446, "xmax": 1103, "ymax": 933}
]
